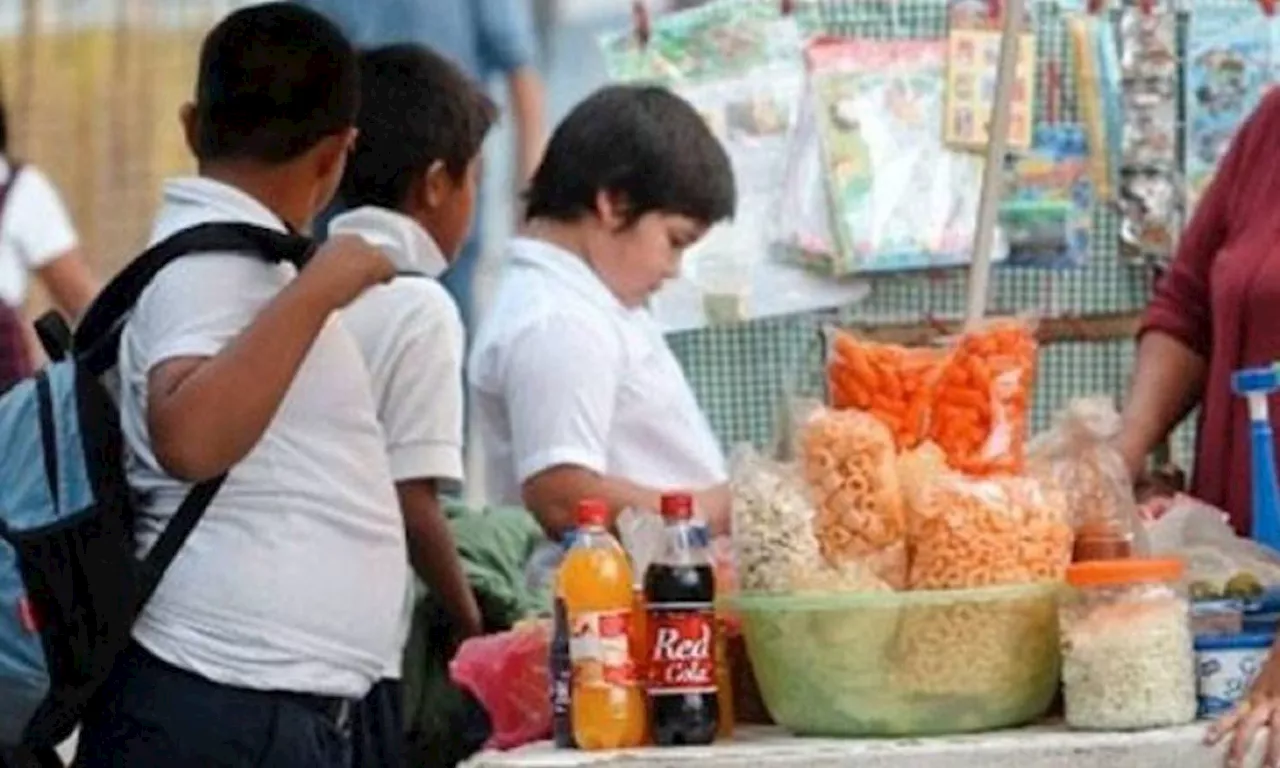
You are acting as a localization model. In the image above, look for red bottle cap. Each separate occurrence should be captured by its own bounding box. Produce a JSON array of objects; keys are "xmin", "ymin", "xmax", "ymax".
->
[
  {"xmin": 576, "ymin": 499, "xmax": 609, "ymax": 527},
  {"xmin": 660, "ymin": 493, "xmax": 694, "ymax": 521}
]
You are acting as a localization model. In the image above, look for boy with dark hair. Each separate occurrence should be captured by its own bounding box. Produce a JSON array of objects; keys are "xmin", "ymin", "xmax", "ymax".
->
[
  {"xmin": 326, "ymin": 44, "xmax": 497, "ymax": 767},
  {"xmin": 470, "ymin": 84, "xmax": 737, "ymax": 538},
  {"xmin": 74, "ymin": 5, "xmax": 405, "ymax": 767}
]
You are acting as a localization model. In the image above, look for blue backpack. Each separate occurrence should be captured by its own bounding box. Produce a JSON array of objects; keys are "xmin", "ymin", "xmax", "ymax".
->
[{"xmin": 0, "ymin": 222, "xmax": 314, "ymax": 755}]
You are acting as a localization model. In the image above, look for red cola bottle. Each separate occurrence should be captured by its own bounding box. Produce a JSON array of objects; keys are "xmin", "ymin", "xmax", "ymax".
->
[{"xmin": 644, "ymin": 493, "xmax": 718, "ymax": 746}]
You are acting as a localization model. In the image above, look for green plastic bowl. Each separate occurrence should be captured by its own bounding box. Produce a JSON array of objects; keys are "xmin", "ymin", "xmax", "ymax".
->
[{"xmin": 725, "ymin": 582, "xmax": 1062, "ymax": 737}]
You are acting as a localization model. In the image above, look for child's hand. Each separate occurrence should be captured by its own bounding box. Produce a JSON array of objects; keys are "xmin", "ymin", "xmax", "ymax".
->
[{"xmin": 305, "ymin": 234, "xmax": 396, "ymax": 308}]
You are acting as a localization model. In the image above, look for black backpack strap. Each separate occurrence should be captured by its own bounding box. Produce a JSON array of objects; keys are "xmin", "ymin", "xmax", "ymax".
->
[
  {"xmin": 63, "ymin": 221, "xmax": 315, "ymax": 617},
  {"xmin": 33, "ymin": 312, "xmax": 72, "ymax": 362},
  {"xmin": 133, "ymin": 474, "xmax": 227, "ymax": 615},
  {"xmin": 74, "ymin": 222, "xmax": 316, "ymax": 376}
]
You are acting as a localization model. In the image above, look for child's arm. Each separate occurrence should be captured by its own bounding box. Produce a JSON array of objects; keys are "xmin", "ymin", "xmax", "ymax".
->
[
  {"xmin": 523, "ymin": 466, "xmax": 730, "ymax": 539},
  {"xmin": 399, "ymin": 480, "xmax": 484, "ymax": 640},
  {"xmin": 501, "ymin": 317, "xmax": 730, "ymax": 538},
  {"xmin": 147, "ymin": 235, "xmax": 392, "ymax": 481}
]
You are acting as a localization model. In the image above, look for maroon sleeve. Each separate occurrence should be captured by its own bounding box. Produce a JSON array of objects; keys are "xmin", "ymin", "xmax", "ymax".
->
[{"xmin": 1139, "ymin": 90, "xmax": 1280, "ymax": 357}]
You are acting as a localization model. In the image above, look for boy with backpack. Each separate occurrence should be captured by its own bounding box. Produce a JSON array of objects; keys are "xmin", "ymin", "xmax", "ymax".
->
[
  {"xmin": 68, "ymin": 5, "xmax": 406, "ymax": 766},
  {"xmin": 326, "ymin": 44, "xmax": 497, "ymax": 767}
]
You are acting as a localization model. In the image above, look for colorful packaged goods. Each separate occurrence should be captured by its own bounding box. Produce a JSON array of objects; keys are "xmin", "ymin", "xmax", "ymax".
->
[{"xmin": 826, "ymin": 330, "xmax": 941, "ymax": 451}]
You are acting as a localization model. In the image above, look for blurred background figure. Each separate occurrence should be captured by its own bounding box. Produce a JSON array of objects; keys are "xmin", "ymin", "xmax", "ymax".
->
[
  {"xmin": 294, "ymin": 0, "xmax": 547, "ymax": 332},
  {"xmin": 0, "ymin": 92, "xmax": 97, "ymax": 392}
]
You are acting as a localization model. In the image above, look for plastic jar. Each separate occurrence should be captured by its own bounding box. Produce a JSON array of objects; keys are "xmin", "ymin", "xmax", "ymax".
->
[
  {"xmin": 1061, "ymin": 559, "xmax": 1197, "ymax": 730},
  {"xmin": 1194, "ymin": 633, "xmax": 1272, "ymax": 718}
]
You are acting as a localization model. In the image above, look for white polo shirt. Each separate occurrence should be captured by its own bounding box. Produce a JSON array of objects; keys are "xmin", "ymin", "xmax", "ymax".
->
[
  {"xmin": 331, "ymin": 206, "xmax": 465, "ymax": 680},
  {"xmin": 0, "ymin": 155, "xmax": 79, "ymax": 308},
  {"xmin": 119, "ymin": 178, "xmax": 406, "ymax": 699},
  {"xmin": 469, "ymin": 237, "xmax": 727, "ymax": 508},
  {"xmin": 332, "ymin": 206, "xmax": 464, "ymax": 485}
]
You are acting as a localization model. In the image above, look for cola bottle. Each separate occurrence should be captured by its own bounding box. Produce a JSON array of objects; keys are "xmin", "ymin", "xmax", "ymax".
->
[{"xmin": 644, "ymin": 493, "xmax": 719, "ymax": 746}]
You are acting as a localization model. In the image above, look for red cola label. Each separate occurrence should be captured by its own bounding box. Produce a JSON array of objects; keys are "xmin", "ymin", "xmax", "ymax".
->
[{"xmin": 646, "ymin": 602, "xmax": 716, "ymax": 694}]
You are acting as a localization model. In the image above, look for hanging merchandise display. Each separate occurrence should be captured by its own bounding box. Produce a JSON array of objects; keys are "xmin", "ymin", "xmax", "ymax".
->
[
  {"xmin": 601, "ymin": 1, "xmax": 871, "ymax": 332},
  {"xmin": 1067, "ymin": 12, "xmax": 1123, "ymax": 203},
  {"xmin": 944, "ymin": 0, "xmax": 1038, "ymax": 152},
  {"xmin": 1117, "ymin": 0, "xmax": 1182, "ymax": 263},
  {"xmin": 809, "ymin": 37, "xmax": 1007, "ymax": 274},
  {"xmin": 999, "ymin": 123, "xmax": 1093, "ymax": 268},
  {"xmin": 1184, "ymin": 5, "xmax": 1275, "ymax": 214}
]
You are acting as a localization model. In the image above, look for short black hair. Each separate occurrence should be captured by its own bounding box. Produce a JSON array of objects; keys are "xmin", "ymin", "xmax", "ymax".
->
[
  {"xmin": 339, "ymin": 44, "xmax": 498, "ymax": 211},
  {"xmin": 191, "ymin": 3, "xmax": 360, "ymax": 164},
  {"xmin": 0, "ymin": 98, "xmax": 8, "ymax": 155},
  {"xmin": 525, "ymin": 85, "xmax": 735, "ymax": 226}
]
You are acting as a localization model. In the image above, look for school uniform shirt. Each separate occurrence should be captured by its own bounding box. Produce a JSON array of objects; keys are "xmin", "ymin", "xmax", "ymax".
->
[
  {"xmin": 469, "ymin": 237, "xmax": 727, "ymax": 507},
  {"xmin": 118, "ymin": 178, "xmax": 406, "ymax": 699},
  {"xmin": 0, "ymin": 155, "xmax": 79, "ymax": 308},
  {"xmin": 330, "ymin": 206, "xmax": 465, "ymax": 680}
]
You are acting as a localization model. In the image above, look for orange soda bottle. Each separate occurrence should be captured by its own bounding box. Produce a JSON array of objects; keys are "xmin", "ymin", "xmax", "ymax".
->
[{"xmin": 558, "ymin": 500, "xmax": 646, "ymax": 750}]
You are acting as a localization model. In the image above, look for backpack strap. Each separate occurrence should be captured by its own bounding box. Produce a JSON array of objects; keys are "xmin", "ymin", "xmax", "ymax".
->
[
  {"xmin": 67, "ymin": 222, "xmax": 316, "ymax": 616},
  {"xmin": 74, "ymin": 222, "xmax": 316, "ymax": 376}
]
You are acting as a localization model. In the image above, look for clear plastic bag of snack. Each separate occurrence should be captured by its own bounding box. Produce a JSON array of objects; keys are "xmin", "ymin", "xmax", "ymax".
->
[
  {"xmin": 730, "ymin": 444, "xmax": 892, "ymax": 594},
  {"xmin": 929, "ymin": 317, "xmax": 1038, "ymax": 476},
  {"xmin": 1028, "ymin": 397, "xmax": 1147, "ymax": 560},
  {"xmin": 901, "ymin": 443, "xmax": 1072, "ymax": 590},
  {"xmin": 825, "ymin": 327, "xmax": 945, "ymax": 451},
  {"xmin": 795, "ymin": 403, "xmax": 908, "ymax": 589}
]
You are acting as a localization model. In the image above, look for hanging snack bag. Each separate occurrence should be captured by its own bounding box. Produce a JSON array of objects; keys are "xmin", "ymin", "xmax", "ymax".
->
[
  {"xmin": 900, "ymin": 443, "xmax": 1073, "ymax": 590},
  {"xmin": 797, "ymin": 404, "xmax": 908, "ymax": 589},
  {"xmin": 928, "ymin": 318, "xmax": 1038, "ymax": 476},
  {"xmin": 826, "ymin": 328, "xmax": 944, "ymax": 451}
]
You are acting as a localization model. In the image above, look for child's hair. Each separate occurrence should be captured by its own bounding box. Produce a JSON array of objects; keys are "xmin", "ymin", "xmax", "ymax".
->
[
  {"xmin": 191, "ymin": 3, "xmax": 360, "ymax": 164},
  {"xmin": 525, "ymin": 85, "xmax": 735, "ymax": 226},
  {"xmin": 339, "ymin": 44, "xmax": 498, "ymax": 211},
  {"xmin": 0, "ymin": 99, "xmax": 8, "ymax": 155}
]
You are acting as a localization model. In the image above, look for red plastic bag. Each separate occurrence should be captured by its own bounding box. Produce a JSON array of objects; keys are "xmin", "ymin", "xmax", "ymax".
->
[{"xmin": 448, "ymin": 621, "xmax": 552, "ymax": 750}]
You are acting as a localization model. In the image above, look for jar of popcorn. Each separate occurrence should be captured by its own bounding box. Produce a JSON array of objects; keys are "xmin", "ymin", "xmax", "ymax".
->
[{"xmin": 1060, "ymin": 559, "xmax": 1196, "ymax": 730}]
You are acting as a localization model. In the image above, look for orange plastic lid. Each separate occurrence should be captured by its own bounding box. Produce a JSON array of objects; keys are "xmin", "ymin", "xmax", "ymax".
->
[{"xmin": 1066, "ymin": 558, "xmax": 1184, "ymax": 588}]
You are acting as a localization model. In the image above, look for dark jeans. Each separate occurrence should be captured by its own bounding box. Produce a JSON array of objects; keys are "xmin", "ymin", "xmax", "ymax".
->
[
  {"xmin": 74, "ymin": 645, "xmax": 356, "ymax": 768},
  {"xmin": 349, "ymin": 680, "xmax": 403, "ymax": 768}
]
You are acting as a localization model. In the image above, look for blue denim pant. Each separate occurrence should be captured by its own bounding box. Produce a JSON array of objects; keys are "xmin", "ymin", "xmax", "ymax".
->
[{"xmin": 74, "ymin": 645, "xmax": 355, "ymax": 768}]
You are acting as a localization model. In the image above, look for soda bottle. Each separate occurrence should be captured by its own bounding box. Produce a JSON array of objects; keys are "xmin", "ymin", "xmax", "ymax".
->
[
  {"xmin": 644, "ymin": 493, "xmax": 719, "ymax": 746},
  {"xmin": 558, "ymin": 500, "xmax": 646, "ymax": 750},
  {"xmin": 550, "ymin": 595, "xmax": 574, "ymax": 748}
]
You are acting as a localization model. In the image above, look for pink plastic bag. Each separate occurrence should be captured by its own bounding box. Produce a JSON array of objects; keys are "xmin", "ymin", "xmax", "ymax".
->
[{"xmin": 448, "ymin": 621, "xmax": 552, "ymax": 750}]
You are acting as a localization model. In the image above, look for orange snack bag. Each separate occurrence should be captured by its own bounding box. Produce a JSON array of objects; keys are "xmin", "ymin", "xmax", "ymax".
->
[
  {"xmin": 826, "ymin": 330, "xmax": 943, "ymax": 451},
  {"xmin": 900, "ymin": 443, "xmax": 1072, "ymax": 591},
  {"xmin": 797, "ymin": 405, "xmax": 907, "ymax": 589},
  {"xmin": 928, "ymin": 318, "xmax": 1038, "ymax": 476}
]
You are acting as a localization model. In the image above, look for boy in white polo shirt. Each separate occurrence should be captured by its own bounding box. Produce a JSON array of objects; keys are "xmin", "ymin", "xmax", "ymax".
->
[
  {"xmin": 326, "ymin": 44, "xmax": 497, "ymax": 767},
  {"xmin": 74, "ymin": 6, "xmax": 405, "ymax": 767},
  {"xmin": 469, "ymin": 85, "xmax": 737, "ymax": 539}
]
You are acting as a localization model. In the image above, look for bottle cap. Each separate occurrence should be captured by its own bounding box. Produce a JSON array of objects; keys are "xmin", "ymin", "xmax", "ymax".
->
[
  {"xmin": 575, "ymin": 499, "xmax": 608, "ymax": 527},
  {"xmin": 661, "ymin": 492, "xmax": 694, "ymax": 521}
]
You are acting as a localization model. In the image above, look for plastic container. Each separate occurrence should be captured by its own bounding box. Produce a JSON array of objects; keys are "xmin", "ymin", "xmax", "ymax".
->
[
  {"xmin": 1194, "ymin": 632, "xmax": 1273, "ymax": 717},
  {"xmin": 1191, "ymin": 599, "xmax": 1244, "ymax": 637},
  {"xmin": 1234, "ymin": 365, "xmax": 1280, "ymax": 552},
  {"xmin": 1060, "ymin": 559, "xmax": 1196, "ymax": 731},
  {"xmin": 725, "ymin": 583, "xmax": 1061, "ymax": 737}
]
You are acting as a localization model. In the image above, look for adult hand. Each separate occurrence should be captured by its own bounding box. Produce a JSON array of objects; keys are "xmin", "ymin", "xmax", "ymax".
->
[{"xmin": 1206, "ymin": 649, "xmax": 1280, "ymax": 767}]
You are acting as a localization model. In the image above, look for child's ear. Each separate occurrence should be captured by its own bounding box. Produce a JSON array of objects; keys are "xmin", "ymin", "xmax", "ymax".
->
[
  {"xmin": 314, "ymin": 128, "xmax": 357, "ymax": 180},
  {"xmin": 422, "ymin": 160, "xmax": 450, "ymax": 209},
  {"xmin": 179, "ymin": 103, "xmax": 199, "ymax": 157},
  {"xmin": 595, "ymin": 190, "xmax": 632, "ymax": 230}
]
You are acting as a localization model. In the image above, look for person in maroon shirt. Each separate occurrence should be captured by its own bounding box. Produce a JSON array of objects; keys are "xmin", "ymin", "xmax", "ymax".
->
[{"xmin": 1123, "ymin": 89, "xmax": 1280, "ymax": 766}]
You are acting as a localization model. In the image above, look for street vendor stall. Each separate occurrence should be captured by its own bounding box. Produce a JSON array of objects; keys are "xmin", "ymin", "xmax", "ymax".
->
[{"xmin": 442, "ymin": 0, "xmax": 1280, "ymax": 765}]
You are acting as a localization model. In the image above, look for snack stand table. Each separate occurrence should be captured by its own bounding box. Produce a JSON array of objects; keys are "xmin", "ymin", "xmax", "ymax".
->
[{"xmin": 464, "ymin": 724, "xmax": 1237, "ymax": 768}]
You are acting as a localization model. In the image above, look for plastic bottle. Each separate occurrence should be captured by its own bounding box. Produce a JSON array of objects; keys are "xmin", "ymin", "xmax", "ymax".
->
[
  {"xmin": 558, "ymin": 500, "xmax": 646, "ymax": 750},
  {"xmin": 644, "ymin": 494, "xmax": 719, "ymax": 746}
]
